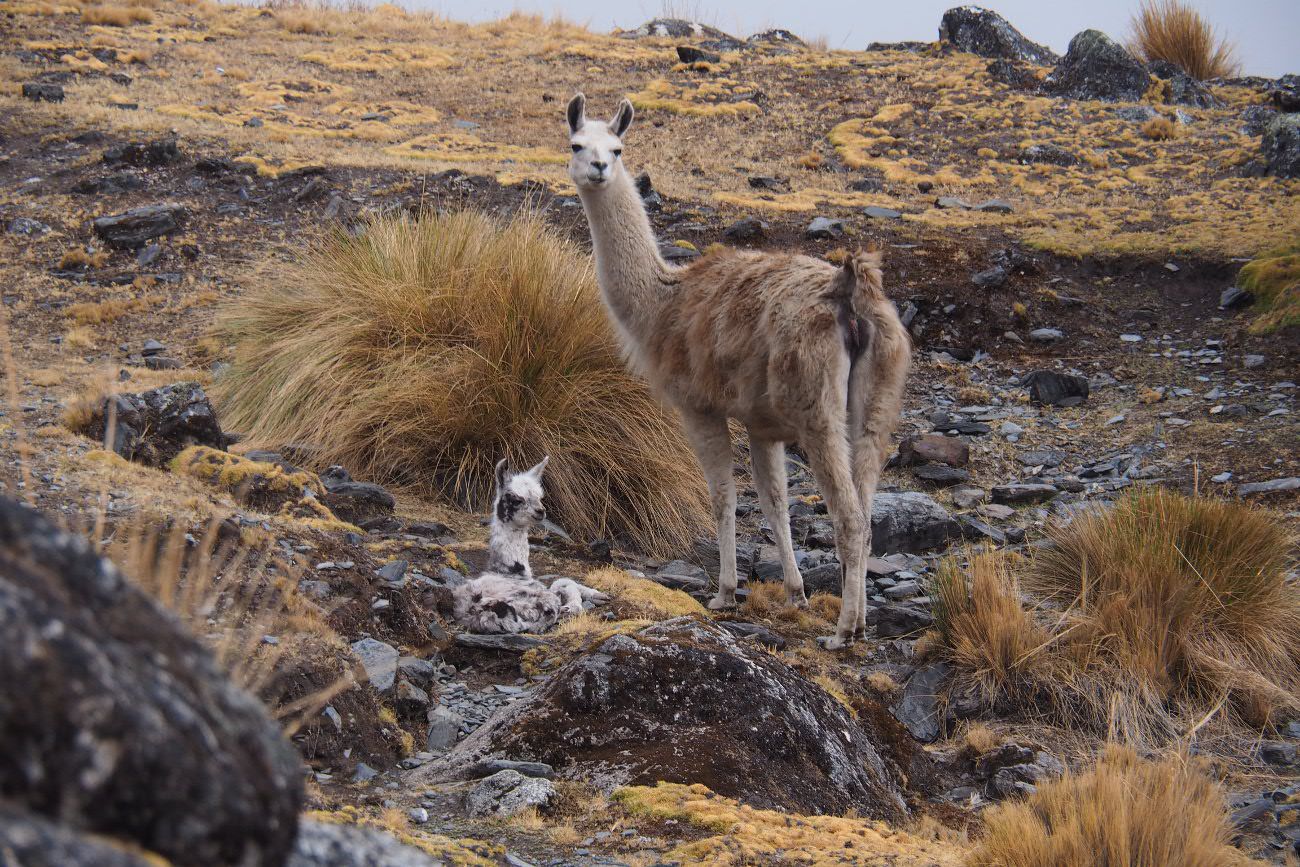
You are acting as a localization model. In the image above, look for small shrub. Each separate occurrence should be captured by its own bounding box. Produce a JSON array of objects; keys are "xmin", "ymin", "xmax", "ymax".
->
[
  {"xmin": 82, "ymin": 4, "xmax": 153, "ymax": 25},
  {"xmin": 968, "ymin": 746, "xmax": 1252, "ymax": 867},
  {"xmin": 215, "ymin": 210, "xmax": 709, "ymax": 555},
  {"xmin": 1141, "ymin": 117, "xmax": 1177, "ymax": 140},
  {"xmin": 1129, "ymin": 0, "xmax": 1239, "ymax": 80}
]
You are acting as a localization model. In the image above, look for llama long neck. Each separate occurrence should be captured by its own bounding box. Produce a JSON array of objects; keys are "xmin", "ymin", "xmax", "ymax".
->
[
  {"xmin": 578, "ymin": 166, "xmax": 674, "ymax": 340},
  {"xmin": 486, "ymin": 518, "xmax": 532, "ymax": 580}
]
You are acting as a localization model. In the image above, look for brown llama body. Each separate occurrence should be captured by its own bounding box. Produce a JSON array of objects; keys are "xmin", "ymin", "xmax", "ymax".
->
[{"xmin": 566, "ymin": 94, "xmax": 910, "ymax": 647}]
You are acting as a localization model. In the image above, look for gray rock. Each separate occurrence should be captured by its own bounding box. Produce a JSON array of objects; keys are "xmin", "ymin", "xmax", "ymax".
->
[
  {"xmin": 749, "ymin": 28, "xmax": 804, "ymax": 48},
  {"xmin": 350, "ymin": 637, "xmax": 399, "ymax": 691},
  {"xmin": 0, "ymin": 805, "xmax": 157, "ymax": 867},
  {"xmin": 1045, "ymin": 30, "xmax": 1149, "ymax": 102},
  {"xmin": 376, "ymin": 559, "xmax": 408, "ymax": 583},
  {"xmin": 1238, "ymin": 477, "xmax": 1300, "ymax": 495},
  {"xmin": 102, "ymin": 138, "xmax": 180, "ymax": 167},
  {"xmin": 1220, "ymin": 285, "xmax": 1253, "ymax": 308},
  {"xmin": 430, "ymin": 619, "xmax": 910, "ymax": 818},
  {"xmin": 464, "ymin": 770, "xmax": 555, "ymax": 818},
  {"xmin": 676, "ymin": 45, "xmax": 721, "ymax": 64},
  {"xmin": 951, "ymin": 486, "xmax": 987, "ymax": 509},
  {"xmin": 1028, "ymin": 327, "xmax": 1064, "ymax": 343},
  {"xmin": 972, "ymin": 265, "xmax": 1008, "ymax": 288},
  {"xmin": 0, "ymin": 496, "xmax": 303, "ymax": 866},
  {"xmin": 1262, "ymin": 114, "xmax": 1300, "ymax": 178},
  {"xmin": 992, "ymin": 483, "xmax": 1058, "ymax": 504},
  {"xmin": 454, "ymin": 633, "xmax": 544, "ymax": 652},
  {"xmin": 938, "ymin": 7, "xmax": 1057, "ymax": 65},
  {"xmin": 466, "ymin": 759, "xmax": 555, "ymax": 779},
  {"xmin": 319, "ymin": 466, "xmax": 396, "ymax": 525},
  {"xmin": 79, "ymin": 381, "xmax": 225, "ymax": 467},
  {"xmin": 875, "ymin": 602, "xmax": 933, "ymax": 637},
  {"xmin": 897, "ymin": 432, "xmax": 969, "ymax": 467},
  {"xmin": 1260, "ymin": 741, "xmax": 1297, "ymax": 767},
  {"xmin": 1019, "ymin": 143, "xmax": 1077, "ymax": 166},
  {"xmin": 872, "ymin": 492, "xmax": 960, "ymax": 554},
  {"xmin": 987, "ymin": 58, "xmax": 1040, "ymax": 90},
  {"xmin": 935, "ymin": 196, "xmax": 973, "ymax": 209},
  {"xmin": 973, "ymin": 198, "xmax": 1014, "ymax": 213},
  {"xmin": 1024, "ymin": 369, "xmax": 1090, "ymax": 407},
  {"xmin": 288, "ymin": 819, "xmax": 445, "ymax": 867},
  {"xmin": 722, "ymin": 217, "xmax": 768, "ymax": 241},
  {"xmin": 806, "ymin": 216, "xmax": 846, "ymax": 239},
  {"xmin": 22, "ymin": 82, "xmax": 65, "ymax": 103},
  {"xmin": 913, "ymin": 464, "xmax": 971, "ymax": 487},
  {"xmin": 93, "ymin": 203, "xmax": 187, "ymax": 249},
  {"xmin": 1243, "ymin": 354, "xmax": 1266, "ymax": 368},
  {"xmin": 892, "ymin": 662, "xmax": 950, "ymax": 742},
  {"xmin": 426, "ymin": 705, "xmax": 462, "ymax": 751},
  {"xmin": 1147, "ymin": 59, "xmax": 1218, "ymax": 107},
  {"xmin": 8, "ymin": 217, "xmax": 50, "ymax": 236},
  {"xmin": 863, "ymin": 205, "xmax": 903, "ymax": 220}
]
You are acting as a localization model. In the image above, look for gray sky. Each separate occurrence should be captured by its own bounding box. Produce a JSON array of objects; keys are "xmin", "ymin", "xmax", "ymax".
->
[{"xmin": 409, "ymin": 0, "xmax": 1296, "ymax": 78}]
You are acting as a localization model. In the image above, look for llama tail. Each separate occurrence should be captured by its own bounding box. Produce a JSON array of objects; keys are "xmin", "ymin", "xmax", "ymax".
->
[{"xmin": 840, "ymin": 246, "xmax": 911, "ymax": 499}]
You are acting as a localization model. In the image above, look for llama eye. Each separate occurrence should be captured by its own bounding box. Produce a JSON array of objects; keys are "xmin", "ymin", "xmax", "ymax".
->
[
  {"xmin": 571, "ymin": 144, "xmax": 582, "ymax": 153},
  {"xmin": 612, "ymin": 149, "xmax": 622, "ymax": 157}
]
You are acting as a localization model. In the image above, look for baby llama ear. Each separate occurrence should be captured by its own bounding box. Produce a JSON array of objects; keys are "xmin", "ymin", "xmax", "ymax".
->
[
  {"xmin": 525, "ymin": 455, "xmax": 550, "ymax": 480},
  {"xmin": 495, "ymin": 458, "xmax": 511, "ymax": 490},
  {"xmin": 567, "ymin": 93, "xmax": 586, "ymax": 135},
  {"xmin": 610, "ymin": 98, "xmax": 634, "ymax": 138}
]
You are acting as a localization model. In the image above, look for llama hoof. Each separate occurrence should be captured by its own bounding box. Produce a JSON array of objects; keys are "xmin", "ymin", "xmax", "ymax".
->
[
  {"xmin": 785, "ymin": 590, "xmax": 809, "ymax": 608},
  {"xmin": 816, "ymin": 633, "xmax": 855, "ymax": 651},
  {"xmin": 706, "ymin": 593, "xmax": 737, "ymax": 610}
]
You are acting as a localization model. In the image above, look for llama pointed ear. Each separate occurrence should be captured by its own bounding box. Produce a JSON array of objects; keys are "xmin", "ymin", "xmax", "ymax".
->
[
  {"xmin": 525, "ymin": 455, "xmax": 550, "ymax": 480},
  {"xmin": 610, "ymin": 98, "xmax": 634, "ymax": 138},
  {"xmin": 494, "ymin": 458, "xmax": 511, "ymax": 490},
  {"xmin": 567, "ymin": 93, "xmax": 586, "ymax": 135}
]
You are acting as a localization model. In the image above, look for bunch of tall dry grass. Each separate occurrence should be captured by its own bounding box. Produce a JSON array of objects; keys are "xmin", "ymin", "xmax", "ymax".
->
[
  {"xmin": 930, "ymin": 488, "xmax": 1298, "ymax": 741},
  {"xmin": 215, "ymin": 210, "xmax": 709, "ymax": 555},
  {"xmin": 1129, "ymin": 0, "xmax": 1239, "ymax": 80},
  {"xmin": 968, "ymin": 745, "xmax": 1252, "ymax": 867}
]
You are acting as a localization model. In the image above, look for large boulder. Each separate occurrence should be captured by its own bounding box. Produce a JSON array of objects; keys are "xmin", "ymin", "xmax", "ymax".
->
[
  {"xmin": 287, "ymin": 820, "xmax": 446, "ymax": 867},
  {"xmin": 0, "ymin": 496, "xmax": 303, "ymax": 867},
  {"xmin": 0, "ymin": 806, "xmax": 157, "ymax": 867},
  {"xmin": 871, "ymin": 492, "xmax": 960, "ymax": 554},
  {"xmin": 1262, "ymin": 114, "xmax": 1300, "ymax": 178},
  {"xmin": 81, "ymin": 381, "xmax": 226, "ymax": 466},
  {"xmin": 424, "ymin": 618, "xmax": 910, "ymax": 819},
  {"xmin": 1045, "ymin": 30, "xmax": 1150, "ymax": 102},
  {"xmin": 939, "ymin": 6, "xmax": 1057, "ymax": 65},
  {"xmin": 320, "ymin": 465, "xmax": 397, "ymax": 525},
  {"xmin": 1147, "ymin": 60, "xmax": 1219, "ymax": 107},
  {"xmin": 622, "ymin": 18, "xmax": 744, "ymax": 50}
]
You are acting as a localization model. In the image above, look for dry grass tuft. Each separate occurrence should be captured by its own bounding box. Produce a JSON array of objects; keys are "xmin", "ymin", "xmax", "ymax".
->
[
  {"xmin": 214, "ymin": 209, "xmax": 709, "ymax": 554},
  {"xmin": 968, "ymin": 745, "xmax": 1253, "ymax": 867},
  {"xmin": 1238, "ymin": 242, "xmax": 1300, "ymax": 333},
  {"xmin": 1142, "ymin": 117, "xmax": 1178, "ymax": 141},
  {"xmin": 82, "ymin": 3, "xmax": 152, "ymax": 24},
  {"xmin": 1129, "ymin": 0, "xmax": 1239, "ymax": 80}
]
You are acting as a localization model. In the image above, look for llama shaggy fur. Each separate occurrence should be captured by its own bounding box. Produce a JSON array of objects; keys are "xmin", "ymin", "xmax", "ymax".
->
[
  {"xmin": 452, "ymin": 458, "xmax": 608, "ymax": 634},
  {"xmin": 567, "ymin": 94, "xmax": 911, "ymax": 648}
]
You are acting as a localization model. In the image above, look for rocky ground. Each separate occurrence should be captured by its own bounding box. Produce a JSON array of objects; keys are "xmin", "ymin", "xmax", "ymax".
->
[{"xmin": 2, "ymin": 2, "xmax": 1298, "ymax": 865}]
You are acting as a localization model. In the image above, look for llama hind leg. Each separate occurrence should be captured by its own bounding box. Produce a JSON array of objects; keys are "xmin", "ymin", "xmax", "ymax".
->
[
  {"xmin": 802, "ymin": 431, "xmax": 867, "ymax": 649},
  {"xmin": 682, "ymin": 412, "xmax": 738, "ymax": 610},
  {"xmin": 748, "ymin": 432, "xmax": 805, "ymax": 607}
]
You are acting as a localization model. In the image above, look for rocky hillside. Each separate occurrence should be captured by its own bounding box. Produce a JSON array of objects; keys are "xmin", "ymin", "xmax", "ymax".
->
[{"xmin": 1, "ymin": 1, "xmax": 1298, "ymax": 864}]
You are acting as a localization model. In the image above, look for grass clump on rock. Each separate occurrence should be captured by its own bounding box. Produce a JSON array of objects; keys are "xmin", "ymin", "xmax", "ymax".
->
[
  {"xmin": 215, "ymin": 209, "xmax": 709, "ymax": 555},
  {"xmin": 931, "ymin": 488, "xmax": 1298, "ymax": 741},
  {"xmin": 1237, "ymin": 242, "xmax": 1300, "ymax": 333},
  {"xmin": 968, "ymin": 746, "xmax": 1252, "ymax": 867}
]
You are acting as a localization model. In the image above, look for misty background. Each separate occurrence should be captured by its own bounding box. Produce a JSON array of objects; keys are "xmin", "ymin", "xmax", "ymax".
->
[{"xmin": 399, "ymin": 0, "xmax": 1296, "ymax": 78}]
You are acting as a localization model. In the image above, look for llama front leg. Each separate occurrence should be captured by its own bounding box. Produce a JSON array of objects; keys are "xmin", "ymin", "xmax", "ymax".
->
[
  {"xmin": 748, "ymin": 433, "xmax": 806, "ymax": 607},
  {"xmin": 683, "ymin": 412, "xmax": 738, "ymax": 610},
  {"xmin": 802, "ymin": 433, "xmax": 867, "ymax": 649}
]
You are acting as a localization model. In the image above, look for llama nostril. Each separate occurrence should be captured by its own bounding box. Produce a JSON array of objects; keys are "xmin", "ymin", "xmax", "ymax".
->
[{"xmin": 590, "ymin": 160, "xmax": 607, "ymax": 171}]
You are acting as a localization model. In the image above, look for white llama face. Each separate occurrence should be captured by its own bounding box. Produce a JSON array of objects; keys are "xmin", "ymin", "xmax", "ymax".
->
[
  {"xmin": 566, "ymin": 93, "xmax": 634, "ymax": 190},
  {"xmin": 494, "ymin": 457, "xmax": 549, "ymax": 529}
]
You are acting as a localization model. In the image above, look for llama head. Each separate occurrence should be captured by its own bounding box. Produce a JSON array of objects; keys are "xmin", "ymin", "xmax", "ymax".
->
[
  {"xmin": 566, "ymin": 93, "xmax": 634, "ymax": 190},
  {"xmin": 493, "ymin": 456, "xmax": 549, "ymax": 529}
]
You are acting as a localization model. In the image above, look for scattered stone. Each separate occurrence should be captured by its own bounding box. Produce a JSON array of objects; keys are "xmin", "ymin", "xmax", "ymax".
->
[
  {"xmin": 1028, "ymin": 327, "xmax": 1064, "ymax": 343},
  {"xmin": 0, "ymin": 805, "xmax": 159, "ymax": 867},
  {"xmin": 8, "ymin": 217, "xmax": 50, "ymax": 236},
  {"xmin": 1262, "ymin": 114, "xmax": 1300, "ymax": 178},
  {"xmin": 1019, "ymin": 143, "xmax": 1077, "ymax": 166},
  {"xmin": 987, "ymin": 58, "xmax": 1040, "ymax": 90},
  {"xmin": 1238, "ymin": 477, "xmax": 1300, "ymax": 495},
  {"xmin": 0, "ymin": 496, "xmax": 302, "ymax": 866},
  {"xmin": 1243, "ymin": 354, "xmax": 1266, "ymax": 369},
  {"xmin": 350, "ymin": 637, "xmax": 399, "ymax": 691},
  {"xmin": 935, "ymin": 196, "xmax": 973, "ymax": 210},
  {"xmin": 426, "ymin": 705, "xmax": 463, "ymax": 751},
  {"xmin": 433, "ymin": 620, "xmax": 909, "ymax": 818},
  {"xmin": 1119, "ymin": 333, "xmax": 1143, "ymax": 343},
  {"xmin": 466, "ymin": 759, "xmax": 556, "ymax": 780},
  {"xmin": 938, "ymin": 7, "xmax": 1057, "ymax": 65},
  {"xmin": 960, "ymin": 516, "xmax": 1006, "ymax": 544},
  {"xmin": 748, "ymin": 29, "xmax": 805, "ymax": 48},
  {"xmin": 22, "ymin": 82, "xmax": 64, "ymax": 103},
  {"xmin": 626, "ymin": 18, "xmax": 739, "ymax": 45},
  {"xmin": 1211, "ymin": 471, "xmax": 1232, "ymax": 483},
  {"xmin": 913, "ymin": 464, "xmax": 971, "ymax": 487},
  {"xmin": 872, "ymin": 492, "xmax": 961, "ymax": 554},
  {"xmin": 319, "ymin": 466, "xmax": 396, "ymax": 525},
  {"xmin": 1024, "ymin": 370, "xmax": 1089, "ymax": 407},
  {"xmin": 1260, "ymin": 742, "xmax": 1297, "ymax": 767},
  {"xmin": 102, "ymin": 138, "xmax": 180, "ymax": 167},
  {"xmin": 676, "ymin": 45, "xmax": 721, "ymax": 64},
  {"xmin": 991, "ymin": 483, "xmax": 1058, "ymax": 505},
  {"xmin": 863, "ymin": 205, "xmax": 903, "ymax": 220},
  {"xmin": 805, "ymin": 216, "xmax": 845, "ymax": 239},
  {"xmin": 892, "ymin": 662, "xmax": 950, "ymax": 742},
  {"xmin": 289, "ymin": 819, "xmax": 445, "ymax": 867},
  {"xmin": 465, "ymin": 770, "xmax": 555, "ymax": 819},
  {"xmin": 722, "ymin": 217, "xmax": 768, "ymax": 241},
  {"xmin": 1220, "ymin": 285, "xmax": 1253, "ymax": 308},
  {"xmin": 454, "ymin": 633, "xmax": 544, "ymax": 652},
  {"xmin": 92, "ymin": 203, "xmax": 187, "ymax": 248},
  {"xmin": 951, "ymin": 487, "xmax": 987, "ymax": 509},
  {"xmin": 1147, "ymin": 59, "xmax": 1218, "ymax": 108},
  {"xmin": 719, "ymin": 620, "xmax": 787, "ymax": 649},
  {"xmin": 971, "ymin": 265, "xmax": 1007, "ymax": 289},
  {"xmin": 80, "ymin": 381, "xmax": 225, "ymax": 466},
  {"xmin": 875, "ymin": 602, "xmax": 933, "ymax": 637},
  {"xmin": 1000, "ymin": 421, "xmax": 1024, "ymax": 439},
  {"xmin": 972, "ymin": 199, "xmax": 1014, "ymax": 213},
  {"xmin": 747, "ymin": 175, "xmax": 788, "ymax": 191},
  {"xmin": 897, "ymin": 432, "xmax": 969, "ymax": 467},
  {"xmin": 1045, "ymin": 30, "xmax": 1149, "ymax": 102}
]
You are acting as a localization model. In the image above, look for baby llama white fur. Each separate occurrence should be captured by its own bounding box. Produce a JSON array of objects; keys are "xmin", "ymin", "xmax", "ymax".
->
[
  {"xmin": 566, "ymin": 94, "xmax": 911, "ymax": 648},
  {"xmin": 452, "ymin": 458, "xmax": 607, "ymax": 634}
]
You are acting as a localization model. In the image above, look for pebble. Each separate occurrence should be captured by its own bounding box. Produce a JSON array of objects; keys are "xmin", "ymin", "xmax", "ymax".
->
[{"xmin": 1028, "ymin": 328, "xmax": 1063, "ymax": 343}]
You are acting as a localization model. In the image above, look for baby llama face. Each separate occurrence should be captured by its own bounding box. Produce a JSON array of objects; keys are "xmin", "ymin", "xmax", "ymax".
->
[{"xmin": 494, "ymin": 457, "xmax": 548, "ymax": 531}]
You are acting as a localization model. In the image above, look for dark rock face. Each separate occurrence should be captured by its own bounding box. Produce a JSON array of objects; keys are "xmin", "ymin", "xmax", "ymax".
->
[
  {"xmin": 676, "ymin": 45, "xmax": 720, "ymax": 64},
  {"xmin": 102, "ymin": 138, "xmax": 180, "ymax": 167},
  {"xmin": 1045, "ymin": 30, "xmax": 1150, "ymax": 102},
  {"xmin": 1023, "ymin": 369, "xmax": 1090, "ymax": 407},
  {"xmin": 892, "ymin": 662, "xmax": 950, "ymax": 742},
  {"xmin": 1262, "ymin": 114, "xmax": 1300, "ymax": 178},
  {"xmin": 433, "ymin": 618, "xmax": 909, "ymax": 819},
  {"xmin": 626, "ymin": 19, "xmax": 743, "ymax": 50},
  {"xmin": 0, "ymin": 806, "xmax": 156, "ymax": 867},
  {"xmin": 748, "ymin": 29, "xmax": 804, "ymax": 49},
  {"xmin": 987, "ymin": 58, "xmax": 1040, "ymax": 90},
  {"xmin": 1019, "ymin": 143, "xmax": 1077, "ymax": 166},
  {"xmin": 287, "ymin": 820, "xmax": 444, "ymax": 867},
  {"xmin": 0, "ymin": 496, "xmax": 303, "ymax": 867},
  {"xmin": 1271, "ymin": 74, "xmax": 1300, "ymax": 112},
  {"xmin": 939, "ymin": 7, "xmax": 1057, "ymax": 65},
  {"xmin": 319, "ymin": 465, "xmax": 396, "ymax": 525},
  {"xmin": 871, "ymin": 492, "xmax": 960, "ymax": 555},
  {"xmin": 22, "ymin": 82, "xmax": 65, "ymax": 102},
  {"xmin": 92, "ymin": 203, "xmax": 187, "ymax": 248},
  {"xmin": 82, "ymin": 381, "xmax": 226, "ymax": 466},
  {"xmin": 1147, "ymin": 60, "xmax": 1219, "ymax": 107}
]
